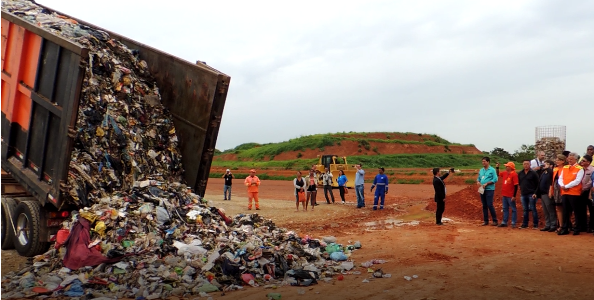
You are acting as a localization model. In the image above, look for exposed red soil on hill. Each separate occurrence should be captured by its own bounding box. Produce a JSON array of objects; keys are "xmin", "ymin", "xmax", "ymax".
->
[{"xmin": 273, "ymin": 140, "xmax": 480, "ymax": 161}]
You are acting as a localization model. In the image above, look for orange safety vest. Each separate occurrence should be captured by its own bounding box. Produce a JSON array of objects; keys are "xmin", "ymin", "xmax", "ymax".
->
[
  {"xmin": 561, "ymin": 164, "xmax": 583, "ymax": 196},
  {"xmin": 552, "ymin": 167, "xmax": 563, "ymax": 186}
]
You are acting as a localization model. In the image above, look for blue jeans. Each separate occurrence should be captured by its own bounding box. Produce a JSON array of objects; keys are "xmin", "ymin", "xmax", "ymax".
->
[
  {"xmin": 224, "ymin": 185, "xmax": 232, "ymax": 200},
  {"xmin": 521, "ymin": 194, "xmax": 539, "ymax": 227},
  {"xmin": 501, "ymin": 196, "xmax": 517, "ymax": 225},
  {"xmin": 355, "ymin": 185, "xmax": 365, "ymax": 207},
  {"xmin": 480, "ymin": 190, "xmax": 497, "ymax": 223},
  {"xmin": 373, "ymin": 190, "xmax": 385, "ymax": 209}
]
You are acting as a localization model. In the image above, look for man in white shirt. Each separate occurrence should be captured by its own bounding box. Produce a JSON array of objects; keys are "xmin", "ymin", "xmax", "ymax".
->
[
  {"xmin": 322, "ymin": 167, "xmax": 335, "ymax": 204},
  {"xmin": 530, "ymin": 151, "xmax": 546, "ymax": 173}
]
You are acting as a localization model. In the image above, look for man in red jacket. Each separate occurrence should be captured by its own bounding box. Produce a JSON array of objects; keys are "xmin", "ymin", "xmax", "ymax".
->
[{"xmin": 496, "ymin": 162, "xmax": 519, "ymax": 228}]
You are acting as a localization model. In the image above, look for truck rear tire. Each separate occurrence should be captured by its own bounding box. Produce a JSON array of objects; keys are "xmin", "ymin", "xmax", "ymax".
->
[
  {"xmin": 1, "ymin": 198, "xmax": 18, "ymax": 250},
  {"xmin": 13, "ymin": 201, "xmax": 49, "ymax": 256}
]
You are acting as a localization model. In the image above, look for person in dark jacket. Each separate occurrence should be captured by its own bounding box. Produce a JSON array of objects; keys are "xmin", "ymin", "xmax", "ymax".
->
[
  {"xmin": 433, "ymin": 167, "xmax": 454, "ymax": 225},
  {"xmin": 537, "ymin": 160, "xmax": 556, "ymax": 231},
  {"xmin": 518, "ymin": 160, "xmax": 540, "ymax": 229}
]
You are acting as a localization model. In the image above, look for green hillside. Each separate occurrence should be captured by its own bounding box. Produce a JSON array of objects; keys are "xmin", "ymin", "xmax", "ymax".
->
[{"xmin": 218, "ymin": 132, "xmax": 475, "ymax": 161}]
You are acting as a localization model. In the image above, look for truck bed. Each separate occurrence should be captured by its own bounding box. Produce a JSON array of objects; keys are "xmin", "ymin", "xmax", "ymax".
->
[{"xmin": 1, "ymin": 3, "xmax": 230, "ymax": 209}]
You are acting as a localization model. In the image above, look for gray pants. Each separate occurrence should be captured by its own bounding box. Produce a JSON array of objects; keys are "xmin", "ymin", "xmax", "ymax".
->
[
  {"xmin": 224, "ymin": 185, "xmax": 232, "ymax": 200},
  {"xmin": 541, "ymin": 194, "xmax": 557, "ymax": 228},
  {"xmin": 324, "ymin": 185, "xmax": 335, "ymax": 203}
]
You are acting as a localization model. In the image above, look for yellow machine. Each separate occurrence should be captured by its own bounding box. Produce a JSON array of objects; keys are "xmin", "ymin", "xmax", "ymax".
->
[{"xmin": 314, "ymin": 155, "xmax": 357, "ymax": 188}]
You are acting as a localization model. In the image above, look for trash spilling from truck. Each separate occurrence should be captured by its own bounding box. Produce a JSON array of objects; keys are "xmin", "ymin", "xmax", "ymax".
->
[{"xmin": 0, "ymin": 1, "xmax": 365, "ymax": 298}]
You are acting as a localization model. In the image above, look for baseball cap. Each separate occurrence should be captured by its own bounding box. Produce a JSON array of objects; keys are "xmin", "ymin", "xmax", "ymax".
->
[
  {"xmin": 504, "ymin": 162, "xmax": 516, "ymax": 169},
  {"xmin": 226, "ymin": 169, "xmax": 230, "ymax": 172},
  {"xmin": 249, "ymin": 169, "xmax": 256, "ymax": 173}
]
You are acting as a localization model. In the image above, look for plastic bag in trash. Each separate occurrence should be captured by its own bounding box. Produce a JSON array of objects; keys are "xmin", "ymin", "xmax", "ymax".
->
[
  {"xmin": 325, "ymin": 243, "xmax": 341, "ymax": 254},
  {"xmin": 156, "ymin": 206, "xmax": 170, "ymax": 225},
  {"xmin": 330, "ymin": 252, "xmax": 347, "ymax": 261},
  {"xmin": 340, "ymin": 261, "xmax": 354, "ymax": 270},
  {"xmin": 173, "ymin": 240, "xmax": 207, "ymax": 256},
  {"xmin": 322, "ymin": 236, "xmax": 337, "ymax": 244}
]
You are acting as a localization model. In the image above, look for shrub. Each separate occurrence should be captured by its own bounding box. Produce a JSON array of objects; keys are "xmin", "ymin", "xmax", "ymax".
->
[
  {"xmin": 465, "ymin": 179, "xmax": 476, "ymax": 184},
  {"xmin": 297, "ymin": 152, "xmax": 302, "ymax": 158}
]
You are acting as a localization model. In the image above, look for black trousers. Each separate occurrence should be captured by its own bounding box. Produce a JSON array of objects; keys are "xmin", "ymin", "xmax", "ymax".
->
[
  {"xmin": 324, "ymin": 185, "xmax": 335, "ymax": 203},
  {"xmin": 339, "ymin": 186, "xmax": 346, "ymax": 202},
  {"xmin": 581, "ymin": 190, "xmax": 594, "ymax": 230},
  {"xmin": 562, "ymin": 194, "xmax": 582, "ymax": 232},
  {"xmin": 436, "ymin": 199, "xmax": 445, "ymax": 224}
]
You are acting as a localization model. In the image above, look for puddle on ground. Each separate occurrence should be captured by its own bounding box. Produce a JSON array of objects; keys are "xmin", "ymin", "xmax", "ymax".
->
[{"xmin": 361, "ymin": 218, "xmax": 420, "ymax": 230}]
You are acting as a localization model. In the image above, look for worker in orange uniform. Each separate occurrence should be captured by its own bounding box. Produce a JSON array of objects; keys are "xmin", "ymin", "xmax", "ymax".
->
[{"xmin": 245, "ymin": 169, "xmax": 261, "ymax": 210}]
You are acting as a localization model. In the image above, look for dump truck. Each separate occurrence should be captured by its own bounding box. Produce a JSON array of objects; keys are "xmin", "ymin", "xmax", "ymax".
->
[
  {"xmin": 314, "ymin": 154, "xmax": 356, "ymax": 188},
  {"xmin": 1, "ymin": 4, "xmax": 230, "ymax": 256}
]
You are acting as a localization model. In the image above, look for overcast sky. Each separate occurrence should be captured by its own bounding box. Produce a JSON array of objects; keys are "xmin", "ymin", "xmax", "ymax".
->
[{"xmin": 38, "ymin": 0, "xmax": 593, "ymax": 154}]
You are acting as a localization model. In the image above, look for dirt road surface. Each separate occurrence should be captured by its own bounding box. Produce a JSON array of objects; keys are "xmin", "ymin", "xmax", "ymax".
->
[{"xmin": 2, "ymin": 179, "xmax": 592, "ymax": 299}]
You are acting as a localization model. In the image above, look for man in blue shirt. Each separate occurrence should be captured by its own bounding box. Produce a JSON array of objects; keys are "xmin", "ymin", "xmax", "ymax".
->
[
  {"xmin": 355, "ymin": 164, "xmax": 366, "ymax": 208},
  {"xmin": 371, "ymin": 167, "xmax": 389, "ymax": 210},
  {"xmin": 477, "ymin": 156, "xmax": 499, "ymax": 226}
]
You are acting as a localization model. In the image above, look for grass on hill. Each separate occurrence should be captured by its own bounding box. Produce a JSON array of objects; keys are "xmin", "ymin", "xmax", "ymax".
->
[{"xmin": 218, "ymin": 132, "xmax": 476, "ymax": 161}]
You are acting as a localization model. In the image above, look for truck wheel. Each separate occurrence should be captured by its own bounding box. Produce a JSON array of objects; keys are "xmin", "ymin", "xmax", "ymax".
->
[
  {"xmin": 1, "ymin": 198, "xmax": 17, "ymax": 250},
  {"xmin": 13, "ymin": 201, "xmax": 49, "ymax": 256}
]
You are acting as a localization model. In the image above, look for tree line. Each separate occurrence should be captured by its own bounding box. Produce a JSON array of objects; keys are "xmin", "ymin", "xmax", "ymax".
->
[{"xmin": 488, "ymin": 144, "xmax": 535, "ymax": 162}]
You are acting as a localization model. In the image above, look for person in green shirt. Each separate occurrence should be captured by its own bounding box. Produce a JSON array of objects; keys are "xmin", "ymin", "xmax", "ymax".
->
[{"xmin": 477, "ymin": 156, "xmax": 499, "ymax": 226}]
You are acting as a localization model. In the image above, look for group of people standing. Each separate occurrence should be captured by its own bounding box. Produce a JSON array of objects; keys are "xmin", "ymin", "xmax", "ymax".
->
[
  {"xmin": 292, "ymin": 164, "xmax": 388, "ymax": 211},
  {"xmin": 221, "ymin": 163, "xmax": 389, "ymax": 212},
  {"xmin": 473, "ymin": 146, "xmax": 594, "ymax": 235}
]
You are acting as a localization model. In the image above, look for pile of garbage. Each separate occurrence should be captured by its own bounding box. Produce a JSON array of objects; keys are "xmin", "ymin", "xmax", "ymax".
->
[
  {"xmin": 1, "ymin": 1, "xmax": 370, "ymax": 298},
  {"xmin": 1, "ymin": 204, "xmax": 366, "ymax": 298}
]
